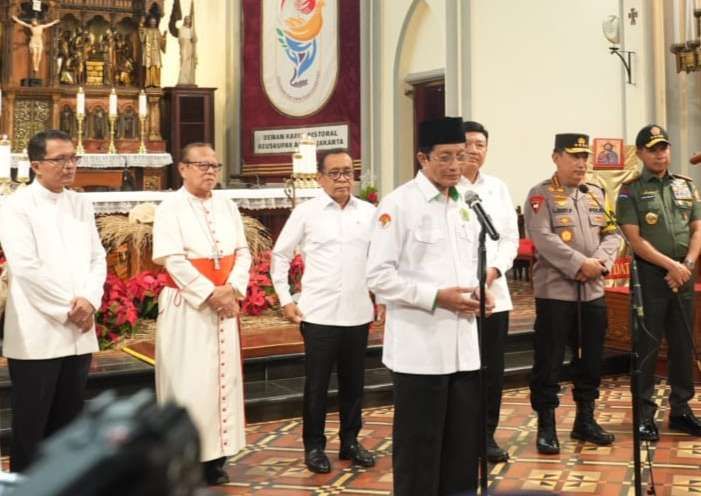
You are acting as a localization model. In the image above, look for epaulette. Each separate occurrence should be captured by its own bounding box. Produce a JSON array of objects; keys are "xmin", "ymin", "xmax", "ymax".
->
[
  {"xmin": 622, "ymin": 173, "xmax": 641, "ymax": 185},
  {"xmin": 672, "ymin": 173, "xmax": 693, "ymax": 182}
]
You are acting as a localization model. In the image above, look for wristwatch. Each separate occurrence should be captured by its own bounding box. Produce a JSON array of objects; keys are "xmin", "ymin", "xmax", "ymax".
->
[{"xmin": 683, "ymin": 259, "xmax": 696, "ymax": 271}]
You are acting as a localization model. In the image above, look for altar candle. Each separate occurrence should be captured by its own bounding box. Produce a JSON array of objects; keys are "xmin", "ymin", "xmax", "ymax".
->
[
  {"xmin": 0, "ymin": 137, "xmax": 11, "ymax": 179},
  {"xmin": 138, "ymin": 90, "xmax": 148, "ymax": 117},
  {"xmin": 0, "ymin": 88, "xmax": 3, "ymax": 117},
  {"xmin": 77, "ymin": 87, "xmax": 85, "ymax": 115},
  {"xmin": 109, "ymin": 89, "xmax": 118, "ymax": 117},
  {"xmin": 17, "ymin": 160, "xmax": 30, "ymax": 181},
  {"xmin": 674, "ymin": 0, "xmax": 682, "ymax": 44},
  {"xmin": 292, "ymin": 153, "xmax": 304, "ymax": 175}
]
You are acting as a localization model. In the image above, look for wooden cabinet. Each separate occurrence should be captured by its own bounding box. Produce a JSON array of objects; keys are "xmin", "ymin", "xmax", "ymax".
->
[{"xmin": 161, "ymin": 87, "xmax": 216, "ymax": 188}]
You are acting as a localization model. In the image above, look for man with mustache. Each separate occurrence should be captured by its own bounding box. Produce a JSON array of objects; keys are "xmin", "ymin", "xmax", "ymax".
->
[
  {"xmin": 0, "ymin": 129, "xmax": 106, "ymax": 472},
  {"xmin": 616, "ymin": 124, "xmax": 701, "ymax": 441},
  {"xmin": 525, "ymin": 134, "xmax": 619, "ymax": 455},
  {"xmin": 152, "ymin": 143, "xmax": 251, "ymax": 485}
]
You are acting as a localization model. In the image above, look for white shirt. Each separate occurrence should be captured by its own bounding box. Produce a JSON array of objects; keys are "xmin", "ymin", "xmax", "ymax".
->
[
  {"xmin": 366, "ymin": 171, "xmax": 481, "ymax": 374},
  {"xmin": 457, "ymin": 173, "xmax": 519, "ymax": 313},
  {"xmin": 271, "ymin": 191, "xmax": 375, "ymax": 326},
  {"xmin": 0, "ymin": 181, "xmax": 106, "ymax": 359}
]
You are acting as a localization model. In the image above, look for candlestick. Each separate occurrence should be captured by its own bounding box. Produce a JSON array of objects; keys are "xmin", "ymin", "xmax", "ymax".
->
[
  {"xmin": 109, "ymin": 88, "xmax": 118, "ymax": 117},
  {"xmin": 0, "ymin": 135, "xmax": 11, "ymax": 179},
  {"xmin": 76, "ymin": 114, "xmax": 85, "ymax": 154},
  {"xmin": 138, "ymin": 90, "xmax": 147, "ymax": 118},
  {"xmin": 138, "ymin": 116, "xmax": 147, "ymax": 153},
  {"xmin": 108, "ymin": 116, "xmax": 117, "ymax": 154}
]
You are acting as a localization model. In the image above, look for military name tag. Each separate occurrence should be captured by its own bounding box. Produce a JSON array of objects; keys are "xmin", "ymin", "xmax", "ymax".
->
[{"xmin": 645, "ymin": 212, "xmax": 658, "ymax": 225}]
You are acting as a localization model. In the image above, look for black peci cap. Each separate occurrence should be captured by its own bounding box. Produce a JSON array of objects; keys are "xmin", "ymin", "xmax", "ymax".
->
[{"xmin": 418, "ymin": 117, "xmax": 465, "ymax": 148}]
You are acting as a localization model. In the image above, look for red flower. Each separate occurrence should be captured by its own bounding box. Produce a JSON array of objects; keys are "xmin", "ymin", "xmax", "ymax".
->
[{"xmin": 367, "ymin": 191, "xmax": 378, "ymax": 204}]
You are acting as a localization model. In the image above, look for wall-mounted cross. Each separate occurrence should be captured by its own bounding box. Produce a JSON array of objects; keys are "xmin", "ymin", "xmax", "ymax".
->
[{"xmin": 628, "ymin": 8, "xmax": 638, "ymax": 26}]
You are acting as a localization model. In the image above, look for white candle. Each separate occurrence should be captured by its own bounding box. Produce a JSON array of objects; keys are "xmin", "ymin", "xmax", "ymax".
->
[
  {"xmin": 0, "ymin": 88, "xmax": 3, "ymax": 117},
  {"xmin": 292, "ymin": 153, "xmax": 304, "ymax": 175},
  {"xmin": 138, "ymin": 91, "xmax": 147, "ymax": 117},
  {"xmin": 298, "ymin": 135, "xmax": 317, "ymax": 174},
  {"xmin": 687, "ymin": 0, "xmax": 696, "ymax": 40},
  {"xmin": 0, "ymin": 138, "xmax": 11, "ymax": 179},
  {"xmin": 109, "ymin": 89, "xmax": 118, "ymax": 117},
  {"xmin": 17, "ymin": 160, "xmax": 30, "ymax": 181},
  {"xmin": 77, "ymin": 87, "xmax": 85, "ymax": 115},
  {"xmin": 674, "ymin": 0, "xmax": 682, "ymax": 44}
]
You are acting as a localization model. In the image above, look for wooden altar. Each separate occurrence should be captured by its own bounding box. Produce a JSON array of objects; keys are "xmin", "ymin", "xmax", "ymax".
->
[{"xmin": 0, "ymin": 0, "xmax": 167, "ymax": 154}]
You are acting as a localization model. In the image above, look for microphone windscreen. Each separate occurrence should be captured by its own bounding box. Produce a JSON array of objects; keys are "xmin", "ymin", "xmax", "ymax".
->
[
  {"xmin": 464, "ymin": 190, "xmax": 479, "ymax": 205},
  {"xmin": 578, "ymin": 184, "xmax": 589, "ymax": 194},
  {"xmin": 691, "ymin": 152, "xmax": 701, "ymax": 165}
]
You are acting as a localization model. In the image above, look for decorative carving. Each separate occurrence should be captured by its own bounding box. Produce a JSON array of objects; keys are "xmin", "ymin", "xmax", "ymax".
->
[
  {"xmin": 89, "ymin": 105, "xmax": 108, "ymax": 140},
  {"xmin": 117, "ymin": 106, "xmax": 138, "ymax": 139},
  {"xmin": 59, "ymin": 104, "xmax": 77, "ymax": 138},
  {"xmin": 13, "ymin": 99, "xmax": 52, "ymax": 152}
]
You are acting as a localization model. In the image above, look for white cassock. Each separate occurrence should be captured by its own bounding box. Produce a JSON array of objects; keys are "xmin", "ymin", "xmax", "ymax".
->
[{"xmin": 152, "ymin": 187, "xmax": 251, "ymax": 462}]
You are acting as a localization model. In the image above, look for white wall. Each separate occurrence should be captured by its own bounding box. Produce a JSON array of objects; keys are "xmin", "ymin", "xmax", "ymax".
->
[{"xmin": 468, "ymin": 0, "xmax": 625, "ymax": 205}]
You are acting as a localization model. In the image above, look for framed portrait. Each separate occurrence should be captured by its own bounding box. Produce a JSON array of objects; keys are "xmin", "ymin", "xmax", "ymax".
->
[{"xmin": 593, "ymin": 138, "xmax": 624, "ymax": 169}]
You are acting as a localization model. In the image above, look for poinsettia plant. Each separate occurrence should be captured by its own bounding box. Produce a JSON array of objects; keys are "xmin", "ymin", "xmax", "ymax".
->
[
  {"xmin": 96, "ymin": 273, "xmax": 140, "ymax": 349},
  {"xmin": 358, "ymin": 185, "xmax": 379, "ymax": 205},
  {"xmin": 241, "ymin": 250, "xmax": 304, "ymax": 316},
  {"xmin": 127, "ymin": 270, "xmax": 169, "ymax": 320}
]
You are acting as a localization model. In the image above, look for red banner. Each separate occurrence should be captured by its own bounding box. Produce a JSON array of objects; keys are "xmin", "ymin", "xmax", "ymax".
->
[{"xmin": 241, "ymin": 0, "xmax": 360, "ymax": 180}]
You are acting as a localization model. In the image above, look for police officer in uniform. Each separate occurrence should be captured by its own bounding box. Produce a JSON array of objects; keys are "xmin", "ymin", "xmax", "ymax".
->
[
  {"xmin": 525, "ymin": 133, "xmax": 620, "ymax": 455},
  {"xmin": 616, "ymin": 124, "xmax": 701, "ymax": 441}
]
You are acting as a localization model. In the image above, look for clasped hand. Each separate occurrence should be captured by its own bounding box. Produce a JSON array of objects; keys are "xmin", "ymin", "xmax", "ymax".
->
[
  {"xmin": 68, "ymin": 297, "xmax": 95, "ymax": 333},
  {"xmin": 665, "ymin": 261, "xmax": 691, "ymax": 291},
  {"xmin": 575, "ymin": 258, "xmax": 607, "ymax": 282},
  {"xmin": 207, "ymin": 285, "xmax": 240, "ymax": 320},
  {"xmin": 436, "ymin": 287, "xmax": 495, "ymax": 317}
]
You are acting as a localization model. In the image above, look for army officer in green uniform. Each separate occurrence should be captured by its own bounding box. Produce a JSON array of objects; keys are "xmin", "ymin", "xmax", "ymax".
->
[{"xmin": 616, "ymin": 124, "xmax": 701, "ymax": 441}]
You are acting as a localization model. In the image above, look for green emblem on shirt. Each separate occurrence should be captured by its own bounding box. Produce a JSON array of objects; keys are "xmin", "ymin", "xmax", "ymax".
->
[{"xmin": 460, "ymin": 208, "xmax": 470, "ymax": 221}]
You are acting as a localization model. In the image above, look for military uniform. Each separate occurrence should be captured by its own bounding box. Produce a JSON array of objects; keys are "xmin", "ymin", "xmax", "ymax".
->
[
  {"xmin": 525, "ymin": 133, "xmax": 621, "ymax": 454},
  {"xmin": 616, "ymin": 125, "xmax": 701, "ymax": 428}
]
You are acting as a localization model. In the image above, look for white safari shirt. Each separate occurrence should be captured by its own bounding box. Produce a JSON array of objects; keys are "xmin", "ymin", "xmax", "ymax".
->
[
  {"xmin": 366, "ymin": 172, "xmax": 482, "ymax": 374},
  {"xmin": 271, "ymin": 191, "xmax": 375, "ymax": 327},
  {"xmin": 457, "ymin": 173, "xmax": 519, "ymax": 313}
]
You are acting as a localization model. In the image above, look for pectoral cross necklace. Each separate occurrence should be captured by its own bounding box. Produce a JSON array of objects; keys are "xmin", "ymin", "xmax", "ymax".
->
[{"xmin": 189, "ymin": 196, "xmax": 222, "ymax": 270}]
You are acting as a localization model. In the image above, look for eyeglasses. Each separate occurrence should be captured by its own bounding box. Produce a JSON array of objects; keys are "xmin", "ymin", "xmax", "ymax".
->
[
  {"xmin": 184, "ymin": 161, "xmax": 223, "ymax": 172},
  {"xmin": 323, "ymin": 169, "xmax": 354, "ymax": 181},
  {"xmin": 431, "ymin": 153, "xmax": 468, "ymax": 165},
  {"xmin": 40, "ymin": 155, "xmax": 82, "ymax": 168}
]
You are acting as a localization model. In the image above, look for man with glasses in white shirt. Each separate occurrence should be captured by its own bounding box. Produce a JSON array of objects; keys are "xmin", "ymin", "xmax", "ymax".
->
[
  {"xmin": 457, "ymin": 121, "xmax": 519, "ymax": 463},
  {"xmin": 367, "ymin": 117, "xmax": 493, "ymax": 496},
  {"xmin": 272, "ymin": 148, "xmax": 380, "ymax": 474},
  {"xmin": 0, "ymin": 129, "xmax": 106, "ymax": 472}
]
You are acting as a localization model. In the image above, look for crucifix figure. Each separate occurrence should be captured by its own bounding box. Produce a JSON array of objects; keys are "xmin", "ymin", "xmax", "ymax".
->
[
  {"xmin": 628, "ymin": 8, "xmax": 638, "ymax": 26},
  {"xmin": 11, "ymin": 15, "xmax": 60, "ymax": 77}
]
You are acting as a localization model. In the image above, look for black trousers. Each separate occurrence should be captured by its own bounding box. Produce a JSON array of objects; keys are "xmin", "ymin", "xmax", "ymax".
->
[
  {"xmin": 300, "ymin": 321, "xmax": 369, "ymax": 451},
  {"xmin": 479, "ymin": 311, "xmax": 509, "ymax": 435},
  {"xmin": 530, "ymin": 297, "xmax": 607, "ymax": 411},
  {"xmin": 637, "ymin": 258, "xmax": 696, "ymax": 418},
  {"xmin": 392, "ymin": 371, "xmax": 480, "ymax": 496},
  {"xmin": 8, "ymin": 353, "xmax": 92, "ymax": 472}
]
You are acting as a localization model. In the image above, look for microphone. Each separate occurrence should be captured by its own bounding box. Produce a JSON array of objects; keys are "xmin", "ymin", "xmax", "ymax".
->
[
  {"xmin": 463, "ymin": 191, "xmax": 500, "ymax": 240},
  {"xmin": 691, "ymin": 152, "xmax": 701, "ymax": 165},
  {"xmin": 577, "ymin": 184, "xmax": 610, "ymax": 276}
]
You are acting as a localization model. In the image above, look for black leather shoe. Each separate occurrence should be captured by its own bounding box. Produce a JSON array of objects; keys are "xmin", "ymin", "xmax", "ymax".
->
[
  {"xmin": 305, "ymin": 448, "xmax": 331, "ymax": 473},
  {"xmin": 639, "ymin": 419, "xmax": 659, "ymax": 442},
  {"xmin": 339, "ymin": 442, "xmax": 375, "ymax": 467},
  {"xmin": 536, "ymin": 409, "xmax": 560, "ymax": 455},
  {"xmin": 203, "ymin": 458, "xmax": 230, "ymax": 486},
  {"xmin": 486, "ymin": 436, "xmax": 509, "ymax": 463},
  {"xmin": 669, "ymin": 409, "xmax": 701, "ymax": 437},
  {"xmin": 570, "ymin": 401, "xmax": 615, "ymax": 446}
]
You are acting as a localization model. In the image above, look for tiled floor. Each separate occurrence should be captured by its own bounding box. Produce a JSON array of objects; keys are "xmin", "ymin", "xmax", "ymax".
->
[{"xmin": 211, "ymin": 376, "xmax": 701, "ymax": 495}]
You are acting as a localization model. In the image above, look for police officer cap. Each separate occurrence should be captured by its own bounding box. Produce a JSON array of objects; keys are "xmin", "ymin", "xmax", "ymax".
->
[
  {"xmin": 635, "ymin": 124, "xmax": 670, "ymax": 149},
  {"xmin": 554, "ymin": 134, "xmax": 592, "ymax": 154},
  {"xmin": 419, "ymin": 117, "xmax": 465, "ymax": 148}
]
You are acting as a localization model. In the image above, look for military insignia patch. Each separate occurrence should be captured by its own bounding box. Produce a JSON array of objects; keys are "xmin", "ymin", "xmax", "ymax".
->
[
  {"xmin": 644, "ymin": 212, "xmax": 658, "ymax": 225},
  {"xmin": 530, "ymin": 195, "xmax": 544, "ymax": 213},
  {"xmin": 560, "ymin": 230, "xmax": 573, "ymax": 242},
  {"xmin": 379, "ymin": 213, "xmax": 392, "ymax": 228}
]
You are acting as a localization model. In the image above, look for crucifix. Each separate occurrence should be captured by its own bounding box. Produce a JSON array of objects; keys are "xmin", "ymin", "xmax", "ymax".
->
[{"xmin": 628, "ymin": 8, "xmax": 638, "ymax": 26}]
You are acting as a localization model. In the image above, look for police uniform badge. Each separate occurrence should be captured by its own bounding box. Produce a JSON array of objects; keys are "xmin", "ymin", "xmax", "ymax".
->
[
  {"xmin": 379, "ymin": 213, "xmax": 392, "ymax": 228},
  {"xmin": 530, "ymin": 195, "xmax": 544, "ymax": 213},
  {"xmin": 560, "ymin": 230, "xmax": 573, "ymax": 242},
  {"xmin": 644, "ymin": 212, "xmax": 658, "ymax": 225}
]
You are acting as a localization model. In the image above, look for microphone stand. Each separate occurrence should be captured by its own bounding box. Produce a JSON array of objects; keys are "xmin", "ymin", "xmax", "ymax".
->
[
  {"xmin": 476, "ymin": 222, "xmax": 489, "ymax": 495},
  {"xmin": 592, "ymin": 200, "xmax": 649, "ymax": 496}
]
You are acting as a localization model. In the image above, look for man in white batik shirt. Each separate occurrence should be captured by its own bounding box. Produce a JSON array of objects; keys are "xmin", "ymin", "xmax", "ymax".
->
[
  {"xmin": 152, "ymin": 143, "xmax": 251, "ymax": 486},
  {"xmin": 367, "ymin": 117, "xmax": 493, "ymax": 496},
  {"xmin": 456, "ymin": 120, "xmax": 519, "ymax": 463},
  {"xmin": 0, "ymin": 130, "xmax": 106, "ymax": 472},
  {"xmin": 272, "ymin": 149, "xmax": 380, "ymax": 474}
]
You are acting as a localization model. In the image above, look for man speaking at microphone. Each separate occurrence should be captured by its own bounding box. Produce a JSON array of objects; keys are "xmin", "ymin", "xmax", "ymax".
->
[
  {"xmin": 524, "ymin": 133, "xmax": 620, "ymax": 455},
  {"xmin": 367, "ymin": 117, "xmax": 492, "ymax": 495}
]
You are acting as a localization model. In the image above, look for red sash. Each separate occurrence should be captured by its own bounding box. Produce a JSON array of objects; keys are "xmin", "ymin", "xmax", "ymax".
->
[{"xmin": 164, "ymin": 254, "xmax": 236, "ymax": 288}]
